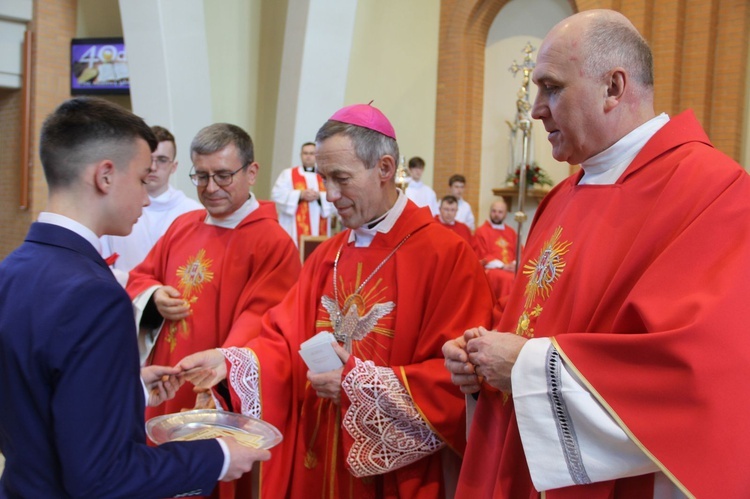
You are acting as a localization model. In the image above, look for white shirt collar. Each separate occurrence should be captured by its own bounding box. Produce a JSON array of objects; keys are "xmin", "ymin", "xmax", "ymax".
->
[
  {"xmin": 579, "ymin": 113, "xmax": 669, "ymax": 185},
  {"xmin": 37, "ymin": 212, "xmax": 103, "ymax": 255},
  {"xmin": 489, "ymin": 221, "xmax": 506, "ymax": 230},
  {"xmin": 205, "ymin": 193, "xmax": 260, "ymax": 229},
  {"xmin": 348, "ymin": 189, "xmax": 408, "ymax": 248}
]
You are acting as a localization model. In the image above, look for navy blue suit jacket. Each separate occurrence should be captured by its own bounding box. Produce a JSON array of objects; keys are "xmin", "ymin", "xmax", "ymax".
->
[{"xmin": 0, "ymin": 223, "xmax": 223, "ymax": 498}]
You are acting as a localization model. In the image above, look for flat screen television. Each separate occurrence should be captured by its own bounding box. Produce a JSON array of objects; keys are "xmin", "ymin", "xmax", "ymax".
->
[{"xmin": 70, "ymin": 37, "xmax": 129, "ymax": 95}]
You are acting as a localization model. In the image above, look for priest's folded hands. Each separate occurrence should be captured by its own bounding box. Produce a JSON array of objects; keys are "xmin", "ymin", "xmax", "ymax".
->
[{"xmin": 443, "ymin": 326, "xmax": 527, "ymax": 394}]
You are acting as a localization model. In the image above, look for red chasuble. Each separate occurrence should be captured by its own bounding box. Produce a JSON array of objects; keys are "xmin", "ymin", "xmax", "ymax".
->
[
  {"xmin": 127, "ymin": 201, "xmax": 301, "ymax": 419},
  {"xmin": 434, "ymin": 215, "xmax": 474, "ymax": 246},
  {"xmin": 226, "ymin": 201, "xmax": 493, "ymax": 498},
  {"xmin": 472, "ymin": 221, "xmax": 519, "ymax": 301},
  {"xmin": 292, "ymin": 166, "xmax": 328, "ymax": 242},
  {"xmin": 458, "ymin": 111, "xmax": 750, "ymax": 498}
]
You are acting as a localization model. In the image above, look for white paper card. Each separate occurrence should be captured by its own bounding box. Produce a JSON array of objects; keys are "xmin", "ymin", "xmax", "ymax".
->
[{"xmin": 299, "ymin": 331, "xmax": 343, "ymax": 373}]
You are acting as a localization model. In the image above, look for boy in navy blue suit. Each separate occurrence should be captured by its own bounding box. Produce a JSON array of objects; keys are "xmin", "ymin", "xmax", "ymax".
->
[{"xmin": 0, "ymin": 97, "xmax": 269, "ymax": 498}]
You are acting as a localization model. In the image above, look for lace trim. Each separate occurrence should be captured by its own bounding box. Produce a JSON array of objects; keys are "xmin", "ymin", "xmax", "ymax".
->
[
  {"xmin": 546, "ymin": 346, "xmax": 591, "ymax": 485},
  {"xmin": 220, "ymin": 347, "xmax": 261, "ymax": 418},
  {"xmin": 341, "ymin": 358, "xmax": 444, "ymax": 477}
]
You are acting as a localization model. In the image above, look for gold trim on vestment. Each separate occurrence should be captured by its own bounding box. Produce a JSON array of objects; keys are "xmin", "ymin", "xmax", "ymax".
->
[
  {"xmin": 551, "ymin": 338, "xmax": 694, "ymax": 498},
  {"xmin": 399, "ymin": 365, "xmax": 461, "ymax": 456}
]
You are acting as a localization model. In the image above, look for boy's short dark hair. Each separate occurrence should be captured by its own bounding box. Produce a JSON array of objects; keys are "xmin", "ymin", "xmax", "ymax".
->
[
  {"xmin": 40, "ymin": 97, "xmax": 156, "ymax": 189},
  {"xmin": 449, "ymin": 174, "xmax": 466, "ymax": 186},
  {"xmin": 408, "ymin": 156, "xmax": 425, "ymax": 169}
]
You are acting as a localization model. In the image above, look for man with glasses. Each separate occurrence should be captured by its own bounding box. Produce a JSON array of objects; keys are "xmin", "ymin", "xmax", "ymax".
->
[
  {"xmin": 0, "ymin": 98, "xmax": 268, "ymax": 498},
  {"xmin": 174, "ymin": 105, "xmax": 494, "ymax": 498},
  {"xmin": 126, "ymin": 124, "xmax": 301, "ymax": 485},
  {"xmin": 101, "ymin": 126, "xmax": 201, "ymax": 281}
]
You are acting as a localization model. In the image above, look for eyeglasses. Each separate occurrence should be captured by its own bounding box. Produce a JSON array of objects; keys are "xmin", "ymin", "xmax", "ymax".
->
[
  {"xmin": 189, "ymin": 165, "xmax": 247, "ymax": 187},
  {"xmin": 151, "ymin": 155, "xmax": 174, "ymax": 167}
]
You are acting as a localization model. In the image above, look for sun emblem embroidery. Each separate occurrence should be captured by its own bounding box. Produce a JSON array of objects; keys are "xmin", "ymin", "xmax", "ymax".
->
[
  {"xmin": 522, "ymin": 226, "xmax": 570, "ymax": 308},
  {"xmin": 176, "ymin": 248, "xmax": 214, "ymax": 297},
  {"xmin": 514, "ymin": 227, "xmax": 571, "ymax": 338},
  {"xmin": 164, "ymin": 249, "xmax": 215, "ymax": 352}
]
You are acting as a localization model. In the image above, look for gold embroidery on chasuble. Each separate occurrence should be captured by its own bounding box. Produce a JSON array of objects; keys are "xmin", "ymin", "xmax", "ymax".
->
[
  {"xmin": 165, "ymin": 248, "xmax": 215, "ymax": 352},
  {"xmin": 318, "ymin": 260, "xmax": 396, "ymax": 361},
  {"xmin": 516, "ymin": 226, "xmax": 571, "ymax": 338},
  {"xmin": 496, "ymin": 236, "xmax": 513, "ymax": 262},
  {"xmin": 305, "ymin": 255, "xmax": 398, "ymax": 471}
]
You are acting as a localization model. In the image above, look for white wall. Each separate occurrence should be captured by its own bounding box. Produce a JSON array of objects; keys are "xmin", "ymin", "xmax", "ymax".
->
[
  {"xmin": 271, "ymin": 0, "xmax": 358, "ymax": 184},
  {"xmin": 0, "ymin": 0, "xmax": 32, "ymax": 89},
  {"xmin": 346, "ymin": 0, "xmax": 441, "ymax": 190},
  {"xmin": 204, "ymin": 0, "xmax": 258, "ymax": 143},
  {"xmin": 119, "ymin": 0, "xmax": 213, "ymax": 200}
]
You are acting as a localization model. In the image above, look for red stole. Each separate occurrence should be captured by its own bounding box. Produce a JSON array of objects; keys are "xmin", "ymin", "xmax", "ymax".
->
[{"xmin": 292, "ymin": 167, "xmax": 328, "ymax": 241}]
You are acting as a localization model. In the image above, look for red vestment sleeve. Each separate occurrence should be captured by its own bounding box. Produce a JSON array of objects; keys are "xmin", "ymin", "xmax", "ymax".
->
[
  {"xmin": 220, "ymin": 229, "xmax": 301, "ymax": 348},
  {"xmin": 224, "ymin": 204, "xmax": 495, "ymax": 498}
]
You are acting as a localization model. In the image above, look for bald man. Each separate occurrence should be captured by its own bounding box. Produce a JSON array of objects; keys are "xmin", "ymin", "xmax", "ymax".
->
[
  {"xmin": 472, "ymin": 199, "xmax": 518, "ymax": 301},
  {"xmin": 444, "ymin": 9, "xmax": 750, "ymax": 498}
]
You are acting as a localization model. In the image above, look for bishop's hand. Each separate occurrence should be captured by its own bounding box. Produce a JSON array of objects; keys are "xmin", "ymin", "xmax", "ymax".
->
[
  {"xmin": 307, "ymin": 341, "xmax": 350, "ymax": 405},
  {"xmin": 177, "ymin": 348, "xmax": 227, "ymax": 390}
]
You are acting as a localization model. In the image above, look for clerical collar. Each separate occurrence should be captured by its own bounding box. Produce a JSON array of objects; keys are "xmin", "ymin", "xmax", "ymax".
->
[
  {"xmin": 348, "ymin": 189, "xmax": 407, "ymax": 247},
  {"xmin": 38, "ymin": 212, "xmax": 102, "ymax": 255},
  {"xmin": 205, "ymin": 193, "xmax": 259, "ymax": 228},
  {"xmin": 489, "ymin": 221, "xmax": 506, "ymax": 230},
  {"xmin": 580, "ymin": 113, "xmax": 669, "ymax": 185},
  {"xmin": 302, "ymin": 166, "xmax": 316, "ymax": 173}
]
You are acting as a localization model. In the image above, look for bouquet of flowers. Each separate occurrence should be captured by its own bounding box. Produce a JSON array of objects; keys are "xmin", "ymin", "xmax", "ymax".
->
[{"xmin": 506, "ymin": 162, "xmax": 553, "ymax": 187}]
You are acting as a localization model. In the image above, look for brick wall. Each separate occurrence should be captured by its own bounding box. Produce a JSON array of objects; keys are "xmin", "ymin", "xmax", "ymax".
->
[
  {"xmin": 435, "ymin": 0, "xmax": 749, "ymax": 216},
  {"xmin": 435, "ymin": 0, "xmax": 508, "ymax": 211},
  {"xmin": 0, "ymin": 0, "xmax": 77, "ymax": 260},
  {"xmin": 0, "ymin": 88, "xmax": 32, "ymax": 259}
]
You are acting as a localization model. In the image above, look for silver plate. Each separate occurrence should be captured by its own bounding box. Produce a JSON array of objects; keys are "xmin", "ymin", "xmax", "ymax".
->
[{"xmin": 146, "ymin": 409, "xmax": 283, "ymax": 449}]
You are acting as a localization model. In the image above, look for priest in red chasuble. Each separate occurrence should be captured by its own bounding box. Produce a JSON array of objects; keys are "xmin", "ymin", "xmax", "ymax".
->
[
  {"xmin": 472, "ymin": 198, "xmax": 519, "ymax": 301},
  {"xmin": 178, "ymin": 104, "xmax": 494, "ymax": 498},
  {"xmin": 444, "ymin": 9, "xmax": 750, "ymax": 499},
  {"xmin": 127, "ymin": 124, "xmax": 301, "ymax": 496}
]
